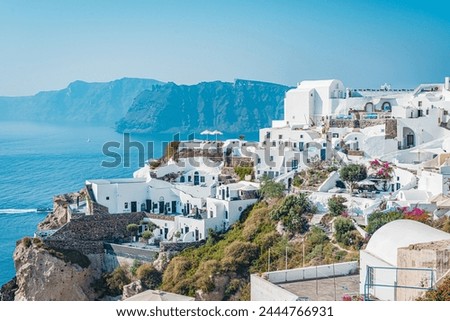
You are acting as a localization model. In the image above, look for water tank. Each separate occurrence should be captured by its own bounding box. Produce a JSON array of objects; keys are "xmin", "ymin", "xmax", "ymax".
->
[{"xmin": 445, "ymin": 77, "xmax": 450, "ymax": 91}]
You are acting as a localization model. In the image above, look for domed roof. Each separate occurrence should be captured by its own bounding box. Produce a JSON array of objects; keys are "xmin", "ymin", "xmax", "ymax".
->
[{"xmin": 366, "ymin": 219, "xmax": 450, "ymax": 266}]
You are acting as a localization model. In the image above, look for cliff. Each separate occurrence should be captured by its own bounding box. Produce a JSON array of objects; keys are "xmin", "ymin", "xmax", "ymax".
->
[
  {"xmin": 116, "ymin": 79, "xmax": 289, "ymax": 133},
  {"xmin": 13, "ymin": 238, "xmax": 99, "ymax": 301},
  {"xmin": 0, "ymin": 78, "xmax": 163, "ymax": 125},
  {"xmin": 38, "ymin": 190, "xmax": 86, "ymax": 230}
]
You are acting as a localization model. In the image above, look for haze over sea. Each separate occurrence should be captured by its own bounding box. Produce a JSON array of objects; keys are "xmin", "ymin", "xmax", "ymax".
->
[{"xmin": 0, "ymin": 121, "xmax": 256, "ymax": 285}]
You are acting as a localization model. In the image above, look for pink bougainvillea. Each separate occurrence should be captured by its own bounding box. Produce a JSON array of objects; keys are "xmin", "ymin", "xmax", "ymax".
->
[{"xmin": 369, "ymin": 159, "xmax": 394, "ymax": 180}]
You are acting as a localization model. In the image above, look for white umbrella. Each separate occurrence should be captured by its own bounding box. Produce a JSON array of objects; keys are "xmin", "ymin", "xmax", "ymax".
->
[
  {"xmin": 357, "ymin": 179, "xmax": 376, "ymax": 186},
  {"xmin": 200, "ymin": 130, "xmax": 212, "ymax": 140},
  {"xmin": 210, "ymin": 130, "xmax": 223, "ymax": 141}
]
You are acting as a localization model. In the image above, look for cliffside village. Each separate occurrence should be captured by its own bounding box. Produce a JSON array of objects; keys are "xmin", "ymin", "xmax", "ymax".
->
[{"xmin": 39, "ymin": 77, "xmax": 450, "ymax": 301}]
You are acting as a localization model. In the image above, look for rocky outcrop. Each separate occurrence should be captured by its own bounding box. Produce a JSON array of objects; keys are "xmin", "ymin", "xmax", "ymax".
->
[
  {"xmin": 122, "ymin": 280, "xmax": 145, "ymax": 300},
  {"xmin": 38, "ymin": 190, "xmax": 86, "ymax": 230},
  {"xmin": 13, "ymin": 238, "xmax": 100, "ymax": 301},
  {"xmin": 0, "ymin": 278, "xmax": 18, "ymax": 301}
]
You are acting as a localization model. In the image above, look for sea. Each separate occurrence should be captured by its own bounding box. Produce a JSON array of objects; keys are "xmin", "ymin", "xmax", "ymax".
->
[{"xmin": 0, "ymin": 121, "xmax": 257, "ymax": 286}]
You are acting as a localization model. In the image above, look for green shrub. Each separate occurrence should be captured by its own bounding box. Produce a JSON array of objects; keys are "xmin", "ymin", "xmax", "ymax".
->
[
  {"xmin": 234, "ymin": 166, "xmax": 253, "ymax": 181},
  {"xmin": 105, "ymin": 266, "xmax": 130, "ymax": 296},
  {"xmin": 136, "ymin": 263, "xmax": 162, "ymax": 290},
  {"xmin": 327, "ymin": 195, "xmax": 348, "ymax": 216}
]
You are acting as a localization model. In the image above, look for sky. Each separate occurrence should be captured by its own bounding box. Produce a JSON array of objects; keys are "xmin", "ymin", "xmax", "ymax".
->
[{"xmin": 0, "ymin": 0, "xmax": 449, "ymax": 96}]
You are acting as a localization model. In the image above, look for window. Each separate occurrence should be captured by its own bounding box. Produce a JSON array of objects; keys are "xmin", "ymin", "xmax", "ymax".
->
[
  {"xmin": 279, "ymin": 134, "xmax": 283, "ymax": 139},
  {"xmin": 209, "ymin": 211, "xmax": 213, "ymax": 218},
  {"xmin": 418, "ymin": 101, "xmax": 422, "ymax": 107},
  {"xmin": 397, "ymin": 176, "xmax": 400, "ymax": 181},
  {"xmin": 257, "ymin": 170, "xmax": 260, "ymax": 174},
  {"xmin": 293, "ymin": 143, "xmax": 297, "ymax": 148},
  {"xmin": 272, "ymin": 141, "xmax": 276, "ymax": 146},
  {"xmin": 200, "ymin": 176, "xmax": 205, "ymax": 183},
  {"xmin": 332, "ymin": 133, "xmax": 339, "ymax": 138},
  {"xmin": 300, "ymin": 135, "xmax": 303, "ymax": 138},
  {"xmin": 124, "ymin": 202, "xmax": 129, "ymax": 209},
  {"xmin": 270, "ymin": 156, "xmax": 274, "ymax": 161},
  {"xmin": 266, "ymin": 132, "xmax": 271, "ymax": 139},
  {"xmin": 323, "ymin": 143, "xmax": 327, "ymax": 147},
  {"xmin": 257, "ymin": 157, "xmax": 261, "ymax": 164},
  {"xmin": 106, "ymin": 196, "xmax": 110, "ymax": 200},
  {"xmin": 238, "ymin": 207, "xmax": 243, "ymax": 211},
  {"xmin": 180, "ymin": 176, "xmax": 185, "ymax": 183},
  {"xmin": 188, "ymin": 176, "xmax": 192, "ymax": 182},
  {"xmin": 426, "ymin": 109, "xmax": 429, "ymax": 115},
  {"xmin": 225, "ymin": 210, "xmax": 229, "ymax": 220}
]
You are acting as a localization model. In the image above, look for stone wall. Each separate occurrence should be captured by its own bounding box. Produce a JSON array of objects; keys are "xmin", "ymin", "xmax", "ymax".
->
[
  {"xmin": 329, "ymin": 118, "xmax": 397, "ymax": 132},
  {"xmin": 104, "ymin": 243, "xmax": 159, "ymax": 262},
  {"xmin": 160, "ymin": 240, "xmax": 205, "ymax": 252},
  {"xmin": 44, "ymin": 212, "xmax": 146, "ymax": 255},
  {"xmin": 396, "ymin": 240, "xmax": 450, "ymax": 301}
]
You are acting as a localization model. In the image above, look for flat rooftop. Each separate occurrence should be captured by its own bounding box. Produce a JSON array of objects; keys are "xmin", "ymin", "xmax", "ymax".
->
[
  {"xmin": 279, "ymin": 274, "xmax": 360, "ymax": 301},
  {"xmin": 86, "ymin": 178, "xmax": 146, "ymax": 185}
]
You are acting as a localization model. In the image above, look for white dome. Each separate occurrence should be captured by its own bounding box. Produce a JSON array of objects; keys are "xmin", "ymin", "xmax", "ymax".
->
[{"xmin": 366, "ymin": 219, "xmax": 450, "ymax": 266}]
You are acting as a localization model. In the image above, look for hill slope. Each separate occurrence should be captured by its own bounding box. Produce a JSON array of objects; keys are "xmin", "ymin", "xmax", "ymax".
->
[
  {"xmin": 0, "ymin": 78, "xmax": 163, "ymax": 125},
  {"xmin": 115, "ymin": 79, "xmax": 289, "ymax": 133}
]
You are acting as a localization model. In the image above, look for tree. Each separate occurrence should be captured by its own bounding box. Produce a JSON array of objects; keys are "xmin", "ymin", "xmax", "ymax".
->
[
  {"xmin": 327, "ymin": 195, "xmax": 348, "ymax": 216},
  {"xmin": 141, "ymin": 230, "xmax": 153, "ymax": 242},
  {"xmin": 260, "ymin": 175, "xmax": 285, "ymax": 199},
  {"xmin": 339, "ymin": 163, "xmax": 367, "ymax": 194},
  {"xmin": 127, "ymin": 224, "xmax": 139, "ymax": 241}
]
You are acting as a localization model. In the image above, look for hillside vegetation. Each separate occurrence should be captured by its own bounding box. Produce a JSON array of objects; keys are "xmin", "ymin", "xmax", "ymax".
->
[{"xmin": 160, "ymin": 195, "xmax": 359, "ymax": 300}]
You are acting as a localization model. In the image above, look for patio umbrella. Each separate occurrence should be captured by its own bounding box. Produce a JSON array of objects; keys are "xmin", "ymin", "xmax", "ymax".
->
[
  {"xmin": 357, "ymin": 179, "xmax": 376, "ymax": 186},
  {"xmin": 200, "ymin": 130, "xmax": 212, "ymax": 140},
  {"xmin": 210, "ymin": 130, "xmax": 223, "ymax": 141}
]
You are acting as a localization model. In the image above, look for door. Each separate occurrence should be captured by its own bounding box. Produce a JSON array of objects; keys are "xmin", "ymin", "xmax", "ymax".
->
[
  {"xmin": 172, "ymin": 201, "xmax": 177, "ymax": 214},
  {"xmin": 146, "ymin": 199, "xmax": 152, "ymax": 212},
  {"xmin": 131, "ymin": 201, "xmax": 137, "ymax": 213},
  {"xmin": 194, "ymin": 171, "xmax": 200, "ymax": 186},
  {"xmin": 159, "ymin": 201, "xmax": 165, "ymax": 214}
]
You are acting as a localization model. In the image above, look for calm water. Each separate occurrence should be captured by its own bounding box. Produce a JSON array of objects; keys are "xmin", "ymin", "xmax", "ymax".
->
[
  {"xmin": 0, "ymin": 122, "xmax": 168, "ymax": 285},
  {"xmin": 0, "ymin": 121, "xmax": 257, "ymax": 285}
]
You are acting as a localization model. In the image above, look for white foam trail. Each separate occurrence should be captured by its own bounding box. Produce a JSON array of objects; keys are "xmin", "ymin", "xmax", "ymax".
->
[{"xmin": 0, "ymin": 208, "xmax": 38, "ymax": 214}]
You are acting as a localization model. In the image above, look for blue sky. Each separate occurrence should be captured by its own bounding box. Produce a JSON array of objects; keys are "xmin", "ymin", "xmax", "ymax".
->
[{"xmin": 0, "ymin": 0, "xmax": 449, "ymax": 96}]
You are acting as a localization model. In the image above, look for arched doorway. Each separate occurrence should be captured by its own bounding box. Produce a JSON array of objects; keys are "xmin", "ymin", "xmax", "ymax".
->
[
  {"xmin": 402, "ymin": 127, "xmax": 415, "ymax": 149},
  {"xmin": 194, "ymin": 171, "xmax": 199, "ymax": 186},
  {"xmin": 365, "ymin": 102, "xmax": 374, "ymax": 113}
]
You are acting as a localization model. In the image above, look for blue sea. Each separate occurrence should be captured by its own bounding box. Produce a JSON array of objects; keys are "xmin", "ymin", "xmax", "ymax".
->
[{"xmin": 0, "ymin": 121, "xmax": 257, "ymax": 285}]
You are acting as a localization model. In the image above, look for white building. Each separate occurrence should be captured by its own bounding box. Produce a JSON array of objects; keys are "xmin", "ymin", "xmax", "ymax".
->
[
  {"xmin": 85, "ymin": 159, "xmax": 259, "ymax": 243},
  {"xmin": 360, "ymin": 219, "xmax": 450, "ymax": 301}
]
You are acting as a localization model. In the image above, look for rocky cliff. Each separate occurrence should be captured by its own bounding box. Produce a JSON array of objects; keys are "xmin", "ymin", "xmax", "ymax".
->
[
  {"xmin": 38, "ymin": 190, "xmax": 86, "ymax": 230},
  {"xmin": 0, "ymin": 78, "xmax": 163, "ymax": 125},
  {"xmin": 13, "ymin": 238, "xmax": 100, "ymax": 301},
  {"xmin": 116, "ymin": 79, "xmax": 289, "ymax": 133}
]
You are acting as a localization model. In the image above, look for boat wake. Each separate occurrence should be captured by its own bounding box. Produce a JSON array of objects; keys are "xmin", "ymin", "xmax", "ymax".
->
[{"xmin": 0, "ymin": 208, "xmax": 38, "ymax": 214}]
